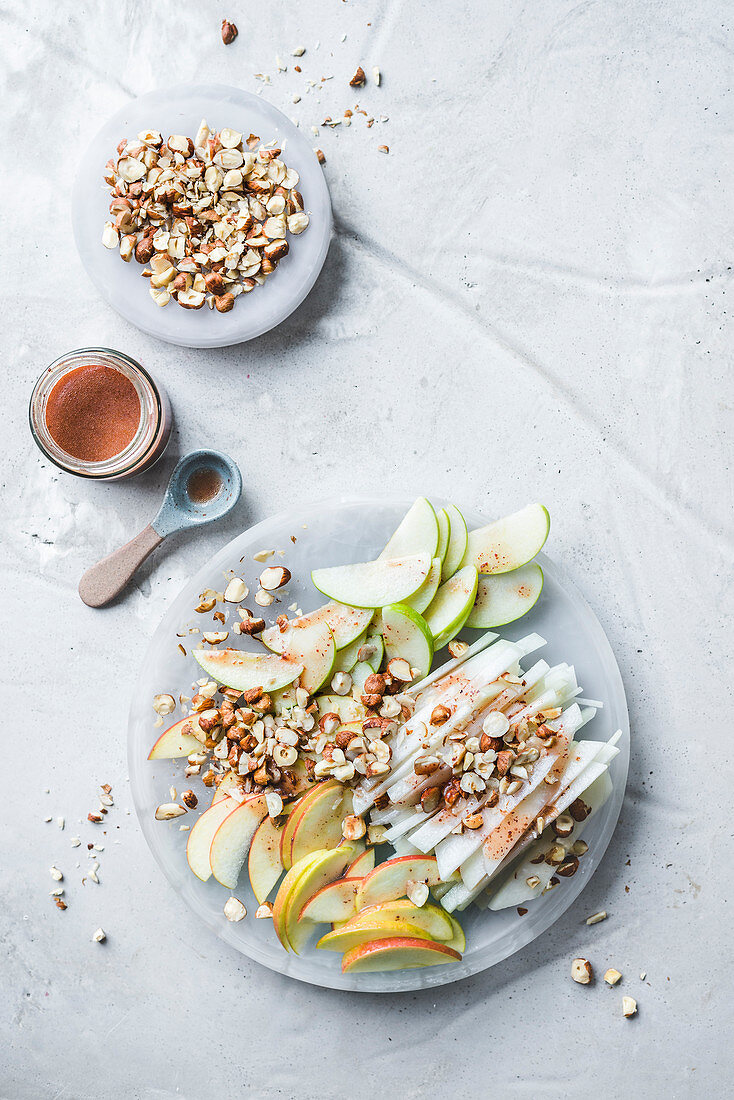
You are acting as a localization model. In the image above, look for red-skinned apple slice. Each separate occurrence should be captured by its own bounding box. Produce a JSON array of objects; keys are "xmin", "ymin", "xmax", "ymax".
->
[
  {"xmin": 148, "ymin": 717, "xmax": 202, "ymax": 759},
  {"xmin": 209, "ymin": 794, "xmax": 269, "ymax": 889},
  {"xmin": 185, "ymin": 796, "xmax": 238, "ymax": 882},
  {"xmin": 279, "ymin": 780, "xmax": 341, "ymax": 870},
  {"xmin": 341, "ymin": 936, "xmax": 461, "ymax": 973},
  {"xmin": 317, "ymin": 919, "xmax": 430, "ymax": 952},
  {"xmin": 192, "ymin": 647, "xmax": 303, "ymax": 692},
  {"xmin": 347, "ymin": 848, "xmax": 375, "ymax": 876},
  {"xmin": 248, "ymin": 816, "xmax": 286, "ymax": 904},
  {"xmin": 298, "ymin": 876, "xmax": 362, "ymax": 923},
  {"xmin": 290, "ymin": 782, "xmax": 350, "ymax": 866},
  {"xmin": 357, "ymin": 855, "xmax": 441, "ymax": 908},
  {"xmin": 345, "ymin": 899, "xmax": 453, "ymax": 940}
]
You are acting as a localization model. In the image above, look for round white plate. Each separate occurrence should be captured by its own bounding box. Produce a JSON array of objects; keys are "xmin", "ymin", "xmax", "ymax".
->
[
  {"xmin": 128, "ymin": 496, "xmax": 629, "ymax": 992},
  {"xmin": 73, "ymin": 83, "xmax": 332, "ymax": 348}
]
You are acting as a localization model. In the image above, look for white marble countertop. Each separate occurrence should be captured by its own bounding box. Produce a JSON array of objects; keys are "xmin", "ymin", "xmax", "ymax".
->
[{"xmin": 2, "ymin": 0, "xmax": 732, "ymax": 1096}]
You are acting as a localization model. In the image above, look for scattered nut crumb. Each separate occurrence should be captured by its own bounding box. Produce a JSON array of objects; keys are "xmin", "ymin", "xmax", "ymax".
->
[
  {"xmin": 604, "ymin": 968, "xmax": 623, "ymax": 986},
  {"xmin": 349, "ymin": 66, "xmax": 366, "ymax": 87},
  {"xmin": 253, "ymin": 549, "xmax": 275, "ymax": 562},
  {"xmin": 372, "ymin": 66, "xmax": 381, "ymax": 85},
  {"xmin": 640, "ymin": 971, "xmax": 647, "ymax": 980},
  {"xmin": 50, "ymin": 867, "xmax": 63, "ymax": 881},
  {"xmin": 256, "ymin": 903, "xmax": 273, "ymax": 918},
  {"xmin": 92, "ymin": 928, "xmax": 106, "ymax": 943},
  {"xmin": 254, "ymin": 589, "xmax": 275, "ymax": 607},
  {"xmin": 378, "ymin": 145, "xmax": 389, "ymax": 154},
  {"xmin": 586, "ymin": 910, "xmax": 607, "ymax": 925},
  {"xmin": 571, "ymin": 958, "xmax": 593, "ymax": 984},
  {"xmin": 292, "ymin": 46, "xmax": 306, "ymax": 56},
  {"xmin": 155, "ymin": 802, "xmax": 187, "ymax": 820},
  {"xmin": 622, "ymin": 995, "xmax": 637, "ymax": 1018},
  {"xmin": 406, "ymin": 880, "xmax": 429, "ymax": 907}
]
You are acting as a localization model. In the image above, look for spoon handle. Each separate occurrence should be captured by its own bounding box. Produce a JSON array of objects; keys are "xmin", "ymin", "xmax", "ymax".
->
[{"xmin": 78, "ymin": 525, "xmax": 164, "ymax": 608}]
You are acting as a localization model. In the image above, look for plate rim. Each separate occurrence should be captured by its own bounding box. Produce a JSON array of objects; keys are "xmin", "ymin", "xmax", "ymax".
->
[
  {"xmin": 72, "ymin": 81, "xmax": 333, "ymax": 348},
  {"xmin": 128, "ymin": 494, "xmax": 630, "ymax": 992}
]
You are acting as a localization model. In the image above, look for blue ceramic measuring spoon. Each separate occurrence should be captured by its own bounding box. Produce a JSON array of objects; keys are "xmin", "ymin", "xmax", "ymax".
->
[{"xmin": 79, "ymin": 449, "xmax": 242, "ymax": 608}]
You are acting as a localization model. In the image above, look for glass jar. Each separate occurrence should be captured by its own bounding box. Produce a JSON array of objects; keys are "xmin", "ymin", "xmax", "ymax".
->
[{"xmin": 29, "ymin": 347, "xmax": 172, "ymax": 480}]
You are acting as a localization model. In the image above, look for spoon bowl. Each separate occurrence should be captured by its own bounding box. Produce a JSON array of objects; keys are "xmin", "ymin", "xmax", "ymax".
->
[
  {"xmin": 79, "ymin": 449, "xmax": 242, "ymax": 607},
  {"xmin": 152, "ymin": 450, "xmax": 242, "ymax": 538}
]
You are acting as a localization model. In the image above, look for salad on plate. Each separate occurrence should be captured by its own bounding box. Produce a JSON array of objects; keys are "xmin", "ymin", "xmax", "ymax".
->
[{"xmin": 147, "ymin": 499, "xmax": 621, "ymax": 974}]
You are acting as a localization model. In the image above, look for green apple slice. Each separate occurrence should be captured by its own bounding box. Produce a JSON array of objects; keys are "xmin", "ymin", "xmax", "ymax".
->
[
  {"xmin": 423, "ymin": 565, "xmax": 479, "ymax": 649},
  {"xmin": 299, "ymin": 876, "xmax": 362, "ymax": 923},
  {"xmin": 357, "ymin": 855, "xmax": 441, "ymax": 908},
  {"xmin": 341, "ymin": 936, "xmax": 461, "ymax": 972},
  {"xmin": 268, "ymin": 618, "xmax": 336, "ymax": 694},
  {"xmin": 210, "ymin": 794, "xmax": 269, "ymax": 889},
  {"xmin": 185, "ymin": 796, "xmax": 238, "ymax": 882},
  {"xmin": 441, "ymin": 504, "xmax": 468, "ymax": 580},
  {"xmin": 317, "ymin": 694, "xmax": 368, "ymax": 723},
  {"xmin": 317, "ymin": 919, "xmax": 430, "ymax": 952},
  {"xmin": 402, "ymin": 557, "xmax": 442, "ymax": 614},
  {"xmin": 148, "ymin": 717, "xmax": 203, "ymax": 760},
  {"xmin": 381, "ymin": 603, "xmax": 434, "ymax": 679},
  {"xmin": 193, "ymin": 648, "xmax": 302, "ymax": 693},
  {"xmin": 466, "ymin": 563, "xmax": 544, "ymax": 629},
  {"xmin": 332, "ymin": 629, "xmax": 367, "ymax": 673},
  {"xmin": 312, "ymin": 553, "xmax": 431, "ymax": 609},
  {"xmin": 379, "ymin": 497, "xmax": 439, "ymax": 559},
  {"xmin": 443, "ymin": 915, "xmax": 466, "ymax": 953},
  {"xmin": 263, "ymin": 603, "xmax": 373, "ymax": 653},
  {"xmin": 462, "ymin": 503, "xmax": 550, "ymax": 574},
  {"xmin": 248, "ymin": 816, "xmax": 285, "ymax": 904},
  {"xmin": 346, "ymin": 899, "xmax": 453, "ymax": 941},
  {"xmin": 436, "ymin": 509, "xmax": 450, "ymax": 565},
  {"xmin": 350, "ymin": 660, "xmax": 376, "ymax": 701},
  {"xmin": 274, "ymin": 845, "xmax": 357, "ymax": 953}
]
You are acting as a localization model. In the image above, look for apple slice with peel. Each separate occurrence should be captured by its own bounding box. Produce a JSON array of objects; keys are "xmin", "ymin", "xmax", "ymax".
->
[
  {"xmin": 347, "ymin": 848, "xmax": 376, "ymax": 876},
  {"xmin": 193, "ymin": 648, "xmax": 302, "ymax": 693},
  {"xmin": 299, "ymin": 876, "xmax": 362, "ymax": 922},
  {"xmin": 280, "ymin": 779, "xmax": 343, "ymax": 869},
  {"xmin": 341, "ymin": 936, "xmax": 461, "ymax": 973},
  {"xmin": 381, "ymin": 603, "xmax": 434, "ymax": 679},
  {"xmin": 402, "ymin": 557, "xmax": 442, "ymax": 614},
  {"xmin": 290, "ymin": 781, "xmax": 350, "ymax": 866},
  {"xmin": 263, "ymin": 603, "xmax": 373, "ymax": 653},
  {"xmin": 279, "ymin": 789, "xmax": 315, "ymax": 869},
  {"xmin": 273, "ymin": 845, "xmax": 356, "ymax": 952},
  {"xmin": 247, "ymin": 816, "xmax": 286, "ymax": 904},
  {"xmin": 317, "ymin": 694, "xmax": 367, "ymax": 723},
  {"xmin": 212, "ymin": 772, "xmax": 247, "ymax": 804},
  {"xmin": 210, "ymin": 794, "xmax": 269, "ymax": 889},
  {"xmin": 379, "ymin": 497, "xmax": 439, "ymax": 560},
  {"xmin": 436, "ymin": 510, "xmax": 450, "ymax": 566},
  {"xmin": 346, "ymin": 899, "xmax": 453, "ymax": 941},
  {"xmin": 424, "ymin": 565, "xmax": 479, "ymax": 649},
  {"xmin": 312, "ymin": 554, "xmax": 431, "ymax": 609},
  {"xmin": 332, "ymin": 629, "xmax": 367, "ymax": 673},
  {"xmin": 350, "ymin": 660, "xmax": 376, "ymax": 701},
  {"xmin": 441, "ymin": 504, "xmax": 468, "ymax": 580},
  {"xmin": 462, "ymin": 503, "xmax": 550, "ymax": 574},
  {"xmin": 148, "ymin": 717, "xmax": 202, "ymax": 760},
  {"xmin": 443, "ymin": 914, "xmax": 466, "ymax": 953},
  {"xmin": 357, "ymin": 855, "xmax": 441, "ymax": 907},
  {"xmin": 317, "ymin": 918, "xmax": 431, "ymax": 952},
  {"xmin": 266, "ymin": 618, "xmax": 336, "ymax": 694},
  {"xmin": 466, "ymin": 563, "xmax": 544, "ymax": 629},
  {"xmin": 185, "ymin": 796, "xmax": 238, "ymax": 882}
]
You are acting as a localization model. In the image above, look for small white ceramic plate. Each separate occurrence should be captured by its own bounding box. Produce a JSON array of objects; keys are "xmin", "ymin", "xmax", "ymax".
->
[
  {"xmin": 72, "ymin": 84, "xmax": 332, "ymax": 348},
  {"xmin": 128, "ymin": 497, "xmax": 629, "ymax": 992}
]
